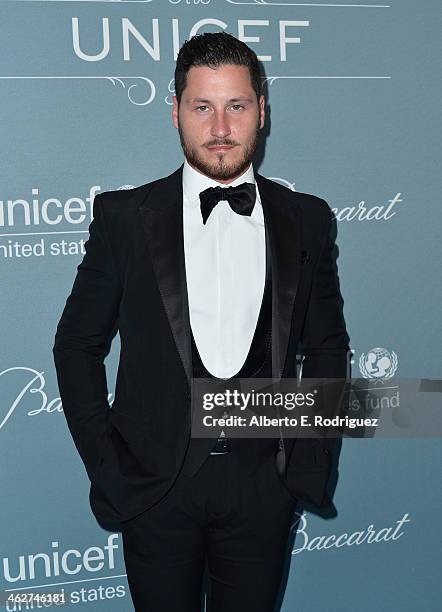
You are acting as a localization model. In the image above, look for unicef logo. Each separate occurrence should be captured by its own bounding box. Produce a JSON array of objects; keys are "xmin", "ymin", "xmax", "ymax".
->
[{"xmin": 359, "ymin": 347, "xmax": 398, "ymax": 380}]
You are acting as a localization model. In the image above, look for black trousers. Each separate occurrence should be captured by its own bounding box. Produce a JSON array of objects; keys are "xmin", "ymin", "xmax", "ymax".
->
[{"xmin": 121, "ymin": 448, "xmax": 298, "ymax": 611}]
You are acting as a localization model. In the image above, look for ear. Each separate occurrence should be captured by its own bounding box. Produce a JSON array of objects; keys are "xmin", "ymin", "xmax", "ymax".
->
[
  {"xmin": 172, "ymin": 95, "xmax": 179, "ymax": 129},
  {"xmin": 259, "ymin": 95, "xmax": 265, "ymax": 129}
]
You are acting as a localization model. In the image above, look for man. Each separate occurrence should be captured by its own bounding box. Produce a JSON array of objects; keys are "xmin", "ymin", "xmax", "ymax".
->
[{"xmin": 53, "ymin": 32, "xmax": 350, "ymax": 611}]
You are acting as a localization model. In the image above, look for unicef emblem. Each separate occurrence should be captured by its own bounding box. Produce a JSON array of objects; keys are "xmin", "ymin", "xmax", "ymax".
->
[{"xmin": 359, "ymin": 347, "xmax": 398, "ymax": 380}]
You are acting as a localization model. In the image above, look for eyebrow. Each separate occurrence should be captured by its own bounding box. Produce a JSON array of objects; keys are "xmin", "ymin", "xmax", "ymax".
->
[{"xmin": 187, "ymin": 97, "xmax": 254, "ymax": 104}]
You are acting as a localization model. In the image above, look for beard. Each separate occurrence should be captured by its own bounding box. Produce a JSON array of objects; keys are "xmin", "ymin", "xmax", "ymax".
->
[{"xmin": 177, "ymin": 118, "xmax": 261, "ymax": 182}]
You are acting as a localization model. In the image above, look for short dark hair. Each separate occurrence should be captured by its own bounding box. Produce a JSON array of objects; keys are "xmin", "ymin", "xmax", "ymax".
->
[{"xmin": 174, "ymin": 32, "xmax": 262, "ymax": 105}]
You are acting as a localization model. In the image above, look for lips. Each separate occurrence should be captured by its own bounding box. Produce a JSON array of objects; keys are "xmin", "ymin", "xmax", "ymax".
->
[{"xmin": 207, "ymin": 145, "xmax": 234, "ymax": 151}]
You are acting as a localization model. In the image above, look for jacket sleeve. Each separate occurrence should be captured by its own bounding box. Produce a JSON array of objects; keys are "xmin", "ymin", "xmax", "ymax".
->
[
  {"xmin": 301, "ymin": 200, "xmax": 350, "ymax": 376},
  {"xmin": 299, "ymin": 200, "xmax": 351, "ymax": 451},
  {"xmin": 52, "ymin": 193, "xmax": 122, "ymax": 482}
]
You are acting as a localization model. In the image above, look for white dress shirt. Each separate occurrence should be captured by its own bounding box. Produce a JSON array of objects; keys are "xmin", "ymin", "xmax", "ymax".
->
[{"xmin": 182, "ymin": 158, "xmax": 265, "ymax": 379}]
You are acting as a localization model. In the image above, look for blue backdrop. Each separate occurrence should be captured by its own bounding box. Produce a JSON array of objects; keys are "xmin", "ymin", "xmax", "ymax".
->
[{"xmin": 1, "ymin": 1, "xmax": 440, "ymax": 610}]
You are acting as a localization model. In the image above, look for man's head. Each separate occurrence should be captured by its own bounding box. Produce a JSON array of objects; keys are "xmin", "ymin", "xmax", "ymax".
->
[{"xmin": 172, "ymin": 32, "xmax": 265, "ymax": 184}]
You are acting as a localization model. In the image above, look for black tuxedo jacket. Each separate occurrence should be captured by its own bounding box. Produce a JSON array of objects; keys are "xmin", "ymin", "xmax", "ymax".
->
[{"xmin": 53, "ymin": 163, "xmax": 350, "ymax": 525}]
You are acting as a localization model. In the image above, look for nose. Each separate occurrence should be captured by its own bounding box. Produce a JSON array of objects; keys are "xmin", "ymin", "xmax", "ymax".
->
[{"xmin": 210, "ymin": 111, "xmax": 231, "ymax": 140}]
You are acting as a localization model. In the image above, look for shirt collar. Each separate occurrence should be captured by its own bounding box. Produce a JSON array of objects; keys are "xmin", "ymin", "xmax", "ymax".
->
[{"xmin": 182, "ymin": 157, "xmax": 259, "ymax": 205}]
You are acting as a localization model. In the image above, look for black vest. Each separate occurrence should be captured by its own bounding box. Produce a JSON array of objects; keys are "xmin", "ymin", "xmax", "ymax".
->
[{"xmin": 180, "ymin": 229, "xmax": 279, "ymax": 477}]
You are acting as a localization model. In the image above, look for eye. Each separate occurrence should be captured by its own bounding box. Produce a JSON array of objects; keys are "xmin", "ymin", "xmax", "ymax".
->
[{"xmin": 194, "ymin": 104, "xmax": 245, "ymax": 112}]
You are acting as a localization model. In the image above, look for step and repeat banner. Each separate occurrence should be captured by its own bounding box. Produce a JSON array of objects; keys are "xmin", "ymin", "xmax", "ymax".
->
[{"xmin": 1, "ymin": 1, "xmax": 440, "ymax": 611}]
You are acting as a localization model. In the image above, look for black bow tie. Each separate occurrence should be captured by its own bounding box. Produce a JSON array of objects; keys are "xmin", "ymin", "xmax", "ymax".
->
[{"xmin": 199, "ymin": 182, "xmax": 256, "ymax": 225}]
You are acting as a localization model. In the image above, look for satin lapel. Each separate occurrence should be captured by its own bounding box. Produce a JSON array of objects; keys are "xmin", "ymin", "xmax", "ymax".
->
[
  {"xmin": 255, "ymin": 172, "xmax": 302, "ymax": 380},
  {"xmin": 138, "ymin": 164, "xmax": 192, "ymax": 388}
]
